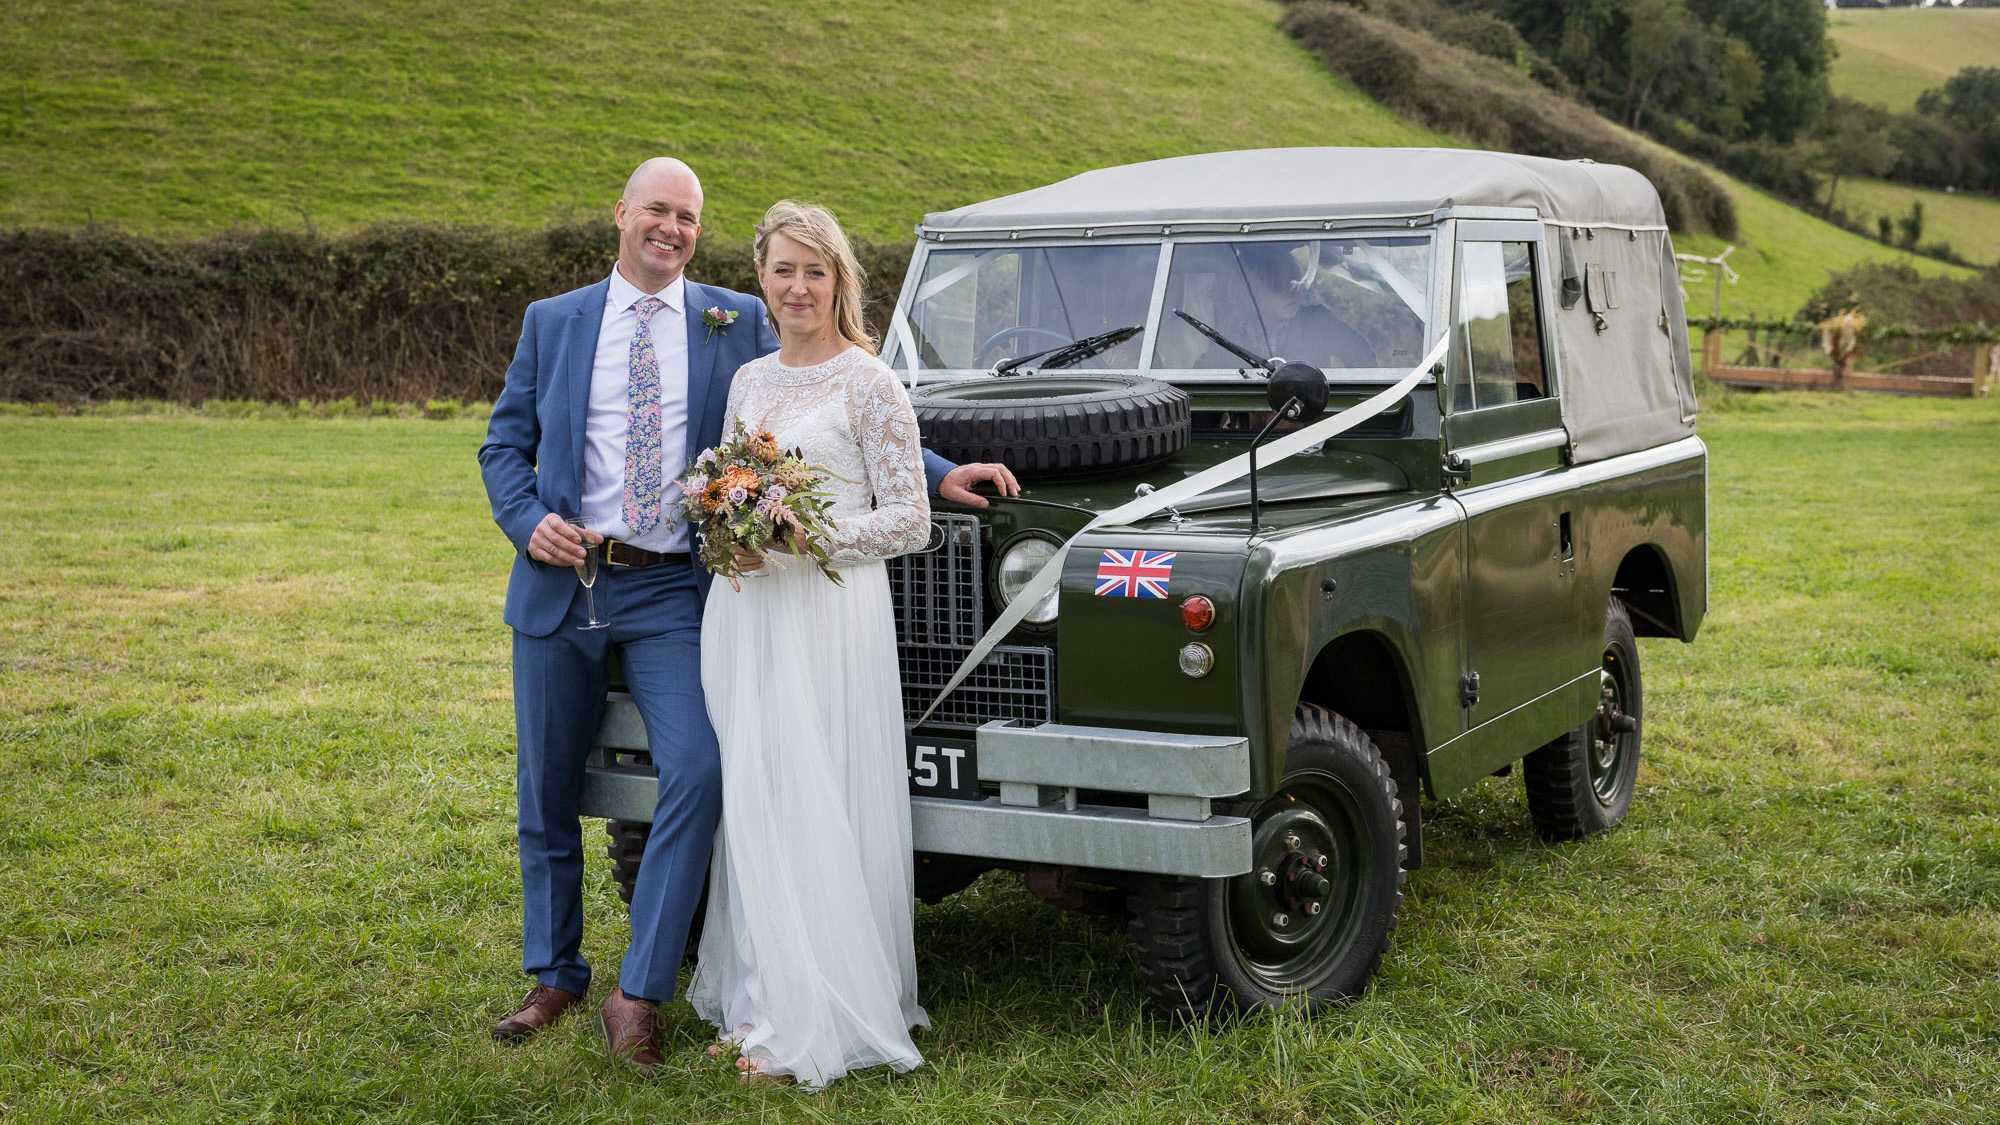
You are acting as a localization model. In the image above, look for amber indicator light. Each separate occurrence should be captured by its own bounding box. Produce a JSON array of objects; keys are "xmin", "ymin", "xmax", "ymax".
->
[{"xmin": 1180, "ymin": 595, "xmax": 1214, "ymax": 631}]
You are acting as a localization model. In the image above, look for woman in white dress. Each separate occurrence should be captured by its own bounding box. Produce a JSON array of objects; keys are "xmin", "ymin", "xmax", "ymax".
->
[{"xmin": 687, "ymin": 200, "xmax": 931, "ymax": 1086}]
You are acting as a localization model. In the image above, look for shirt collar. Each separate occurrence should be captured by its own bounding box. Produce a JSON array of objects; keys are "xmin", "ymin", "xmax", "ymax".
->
[{"xmin": 607, "ymin": 267, "xmax": 686, "ymax": 315}]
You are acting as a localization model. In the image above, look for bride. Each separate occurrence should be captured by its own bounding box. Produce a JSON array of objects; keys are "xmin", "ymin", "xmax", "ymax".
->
[{"xmin": 687, "ymin": 200, "xmax": 931, "ymax": 1086}]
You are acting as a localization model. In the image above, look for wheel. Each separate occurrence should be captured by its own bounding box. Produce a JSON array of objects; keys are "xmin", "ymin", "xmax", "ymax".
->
[
  {"xmin": 606, "ymin": 818, "xmax": 649, "ymax": 906},
  {"xmin": 1127, "ymin": 705, "xmax": 1406, "ymax": 1020},
  {"xmin": 910, "ymin": 374, "xmax": 1190, "ymax": 478},
  {"xmin": 1523, "ymin": 598, "xmax": 1643, "ymax": 840},
  {"xmin": 913, "ymin": 854, "xmax": 988, "ymax": 904},
  {"xmin": 604, "ymin": 818, "xmax": 707, "ymax": 962}
]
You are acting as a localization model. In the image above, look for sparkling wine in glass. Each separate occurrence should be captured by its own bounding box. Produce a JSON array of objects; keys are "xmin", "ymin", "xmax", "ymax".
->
[{"xmin": 567, "ymin": 517, "xmax": 610, "ymax": 630}]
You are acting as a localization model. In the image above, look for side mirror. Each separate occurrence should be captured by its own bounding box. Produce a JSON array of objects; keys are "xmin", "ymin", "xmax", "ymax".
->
[{"xmin": 1266, "ymin": 362, "xmax": 1329, "ymax": 423}]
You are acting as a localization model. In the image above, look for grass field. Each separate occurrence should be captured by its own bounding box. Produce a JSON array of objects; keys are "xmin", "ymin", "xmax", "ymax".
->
[
  {"xmin": 2, "ymin": 393, "xmax": 1996, "ymax": 1122},
  {"xmin": 0, "ymin": 0, "xmax": 1971, "ymax": 325},
  {"xmin": 1827, "ymin": 7, "xmax": 2000, "ymax": 111},
  {"xmin": 1673, "ymin": 171, "xmax": 1971, "ymax": 319},
  {"xmin": 0, "ymin": 0, "xmax": 1435, "ymax": 242},
  {"xmin": 1831, "ymin": 177, "xmax": 2000, "ymax": 268}
]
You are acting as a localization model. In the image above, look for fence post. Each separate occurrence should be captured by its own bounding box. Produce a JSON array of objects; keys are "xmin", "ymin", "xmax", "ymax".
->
[{"xmin": 1702, "ymin": 328, "xmax": 1720, "ymax": 380}]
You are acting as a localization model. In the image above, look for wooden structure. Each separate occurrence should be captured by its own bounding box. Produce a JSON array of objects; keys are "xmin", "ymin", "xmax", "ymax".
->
[{"xmin": 1701, "ymin": 327, "xmax": 1993, "ymax": 398}]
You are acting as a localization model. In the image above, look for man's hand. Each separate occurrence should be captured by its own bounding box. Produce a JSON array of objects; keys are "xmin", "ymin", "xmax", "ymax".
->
[
  {"xmin": 528, "ymin": 513, "xmax": 596, "ymax": 566},
  {"xmin": 938, "ymin": 462, "xmax": 1022, "ymax": 509}
]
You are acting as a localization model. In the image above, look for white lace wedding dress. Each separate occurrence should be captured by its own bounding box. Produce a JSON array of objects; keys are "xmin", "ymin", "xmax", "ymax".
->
[{"xmin": 688, "ymin": 345, "xmax": 931, "ymax": 1087}]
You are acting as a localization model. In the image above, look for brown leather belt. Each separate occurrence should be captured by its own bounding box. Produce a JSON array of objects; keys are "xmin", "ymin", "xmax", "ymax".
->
[{"xmin": 599, "ymin": 539, "xmax": 688, "ymax": 569}]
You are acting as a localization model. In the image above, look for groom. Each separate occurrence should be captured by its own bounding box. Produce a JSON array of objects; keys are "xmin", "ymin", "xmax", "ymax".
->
[{"xmin": 478, "ymin": 157, "xmax": 1016, "ymax": 1071}]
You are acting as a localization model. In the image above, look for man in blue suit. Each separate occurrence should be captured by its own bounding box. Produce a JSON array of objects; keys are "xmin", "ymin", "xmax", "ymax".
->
[{"xmin": 478, "ymin": 158, "xmax": 1015, "ymax": 1070}]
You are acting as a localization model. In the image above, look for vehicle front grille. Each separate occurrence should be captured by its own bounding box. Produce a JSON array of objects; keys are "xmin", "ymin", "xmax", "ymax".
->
[{"xmin": 887, "ymin": 513, "xmax": 1056, "ymax": 731}]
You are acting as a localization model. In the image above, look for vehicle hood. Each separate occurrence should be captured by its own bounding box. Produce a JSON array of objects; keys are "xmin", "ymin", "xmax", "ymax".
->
[{"xmin": 979, "ymin": 439, "xmax": 1409, "ymax": 521}]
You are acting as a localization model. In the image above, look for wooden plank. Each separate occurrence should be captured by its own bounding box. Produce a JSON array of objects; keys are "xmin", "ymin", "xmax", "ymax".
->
[{"xmin": 1712, "ymin": 364, "xmax": 1977, "ymax": 397}]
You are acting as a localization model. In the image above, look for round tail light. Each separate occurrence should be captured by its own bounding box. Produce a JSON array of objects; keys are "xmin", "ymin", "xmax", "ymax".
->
[{"xmin": 1181, "ymin": 595, "xmax": 1214, "ymax": 631}]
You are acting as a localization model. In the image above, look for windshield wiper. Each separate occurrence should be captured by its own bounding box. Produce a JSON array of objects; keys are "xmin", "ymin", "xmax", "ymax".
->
[
  {"xmin": 994, "ymin": 325, "xmax": 1144, "ymax": 375},
  {"xmin": 1173, "ymin": 308, "xmax": 1276, "ymax": 372}
]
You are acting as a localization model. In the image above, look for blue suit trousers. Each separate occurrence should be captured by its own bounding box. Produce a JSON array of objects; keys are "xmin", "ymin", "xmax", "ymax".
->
[{"xmin": 511, "ymin": 559, "xmax": 719, "ymax": 1003}]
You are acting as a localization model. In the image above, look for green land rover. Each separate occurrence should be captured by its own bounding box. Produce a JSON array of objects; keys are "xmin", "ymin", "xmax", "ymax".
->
[{"xmin": 582, "ymin": 148, "xmax": 1708, "ymax": 1018}]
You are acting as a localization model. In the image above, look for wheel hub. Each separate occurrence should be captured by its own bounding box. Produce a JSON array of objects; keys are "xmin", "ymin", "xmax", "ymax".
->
[
  {"xmin": 1590, "ymin": 664, "xmax": 1638, "ymax": 803},
  {"xmin": 1226, "ymin": 779, "xmax": 1369, "ymax": 987}
]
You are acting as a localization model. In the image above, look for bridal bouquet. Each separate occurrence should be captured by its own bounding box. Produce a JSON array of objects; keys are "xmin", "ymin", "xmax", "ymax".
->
[{"xmin": 674, "ymin": 421, "xmax": 845, "ymax": 590}]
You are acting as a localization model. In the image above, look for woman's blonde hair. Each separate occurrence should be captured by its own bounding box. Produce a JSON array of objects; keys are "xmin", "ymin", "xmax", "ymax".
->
[{"xmin": 753, "ymin": 200, "xmax": 875, "ymax": 354}]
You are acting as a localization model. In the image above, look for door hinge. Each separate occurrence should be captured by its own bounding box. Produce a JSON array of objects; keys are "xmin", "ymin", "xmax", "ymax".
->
[{"xmin": 1459, "ymin": 671, "xmax": 1481, "ymax": 707}]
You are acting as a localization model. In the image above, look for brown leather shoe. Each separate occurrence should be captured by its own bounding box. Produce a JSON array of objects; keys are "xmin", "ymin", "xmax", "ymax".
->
[
  {"xmin": 596, "ymin": 988, "xmax": 664, "ymax": 1073},
  {"xmin": 491, "ymin": 983, "xmax": 581, "ymax": 1041}
]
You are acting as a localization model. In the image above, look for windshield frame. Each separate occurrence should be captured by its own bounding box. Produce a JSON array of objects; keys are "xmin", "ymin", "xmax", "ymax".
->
[{"xmin": 884, "ymin": 229, "xmax": 1441, "ymax": 386}]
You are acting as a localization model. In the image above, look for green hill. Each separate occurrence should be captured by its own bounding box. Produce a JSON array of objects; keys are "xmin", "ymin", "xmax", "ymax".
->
[
  {"xmin": 1827, "ymin": 7, "xmax": 2000, "ymax": 111},
  {"xmin": 1833, "ymin": 177, "xmax": 2000, "ymax": 268},
  {"xmin": 0, "ymin": 0, "xmax": 1970, "ymax": 318}
]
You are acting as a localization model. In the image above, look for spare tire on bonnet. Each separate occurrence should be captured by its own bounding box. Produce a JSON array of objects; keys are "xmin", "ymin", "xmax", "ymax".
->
[{"xmin": 910, "ymin": 374, "xmax": 1190, "ymax": 478}]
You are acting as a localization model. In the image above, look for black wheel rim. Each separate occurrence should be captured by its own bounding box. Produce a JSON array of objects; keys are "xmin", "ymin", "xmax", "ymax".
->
[
  {"xmin": 1590, "ymin": 643, "xmax": 1638, "ymax": 805},
  {"xmin": 1223, "ymin": 770, "xmax": 1370, "ymax": 994}
]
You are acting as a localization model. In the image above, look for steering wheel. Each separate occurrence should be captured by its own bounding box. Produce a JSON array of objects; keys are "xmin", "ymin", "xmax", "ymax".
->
[{"xmin": 976, "ymin": 324, "xmax": 1074, "ymax": 367}]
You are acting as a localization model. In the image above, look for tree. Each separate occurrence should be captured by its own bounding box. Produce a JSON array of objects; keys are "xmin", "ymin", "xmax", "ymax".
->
[
  {"xmin": 1684, "ymin": 0, "xmax": 1832, "ymax": 141},
  {"xmin": 1818, "ymin": 98, "xmax": 1897, "ymax": 217}
]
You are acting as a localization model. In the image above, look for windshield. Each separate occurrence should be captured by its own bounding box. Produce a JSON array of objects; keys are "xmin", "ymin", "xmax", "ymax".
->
[
  {"xmin": 1156, "ymin": 237, "xmax": 1431, "ymax": 374},
  {"xmin": 888, "ymin": 235, "xmax": 1434, "ymax": 379},
  {"xmin": 898, "ymin": 244, "xmax": 1158, "ymax": 371}
]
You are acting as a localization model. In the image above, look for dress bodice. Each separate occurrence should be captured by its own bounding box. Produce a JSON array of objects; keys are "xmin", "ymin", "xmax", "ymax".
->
[{"xmin": 722, "ymin": 346, "xmax": 931, "ymax": 567}]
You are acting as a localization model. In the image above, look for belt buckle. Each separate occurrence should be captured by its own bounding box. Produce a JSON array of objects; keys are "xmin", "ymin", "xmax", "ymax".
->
[{"xmin": 601, "ymin": 539, "xmax": 631, "ymax": 567}]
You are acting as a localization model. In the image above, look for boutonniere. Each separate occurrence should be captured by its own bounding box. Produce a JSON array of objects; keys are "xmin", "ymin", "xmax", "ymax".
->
[{"xmin": 701, "ymin": 306, "xmax": 739, "ymax": 341}]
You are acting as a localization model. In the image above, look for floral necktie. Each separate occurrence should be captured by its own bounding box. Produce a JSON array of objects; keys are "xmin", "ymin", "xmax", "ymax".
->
[{"xmin": 623, "ymin": 296, "xmax": 669, "ymax": 537}]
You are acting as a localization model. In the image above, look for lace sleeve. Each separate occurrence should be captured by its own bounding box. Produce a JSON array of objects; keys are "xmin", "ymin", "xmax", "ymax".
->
[{"xmin": 824, "ymin": 358, "xmax": 932, "ymax": 566}]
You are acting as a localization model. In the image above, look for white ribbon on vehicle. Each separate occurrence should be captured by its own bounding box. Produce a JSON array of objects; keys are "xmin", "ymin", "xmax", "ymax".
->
[{"xmin": 915, "ymin": 333, "xmax": 1451, "ymax": 726}]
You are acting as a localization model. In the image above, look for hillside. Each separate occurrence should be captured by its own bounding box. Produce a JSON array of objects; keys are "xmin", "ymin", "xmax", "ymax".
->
[
  {"xmin": 0, "ymin": 0, "xmax": 1434, "ymax": 242},
  {"xmin": 1827, "ymin": 7, "xmax": 2000, "ymax": 111},
  {"xmin": 1834, "ymin": 177, "xmax": 2000, "ymax": 268},
  {"xmin": 0, "ymin": 0, "xmax": 1970, "ymax": 318}
]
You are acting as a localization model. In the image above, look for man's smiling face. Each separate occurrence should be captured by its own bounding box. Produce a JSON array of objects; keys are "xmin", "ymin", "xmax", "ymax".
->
[{"xmin": 614, "ymin": 159, "xmax": 703, "ymax": 292}]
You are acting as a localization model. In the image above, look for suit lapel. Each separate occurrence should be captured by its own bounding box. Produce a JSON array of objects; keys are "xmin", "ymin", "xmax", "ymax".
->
[
  {"xmin": 566, "ymin": 279, "xmax": 610, "ymax": 496},
  {"xmin": 684, "ymin": 281, "xmax": 721, "ymax": 449}
]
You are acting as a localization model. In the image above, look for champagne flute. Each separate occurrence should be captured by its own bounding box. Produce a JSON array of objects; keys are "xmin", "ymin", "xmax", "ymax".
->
[{"xmin": 567, "ymin": 517, "xmax": 610, "ymax": 630}]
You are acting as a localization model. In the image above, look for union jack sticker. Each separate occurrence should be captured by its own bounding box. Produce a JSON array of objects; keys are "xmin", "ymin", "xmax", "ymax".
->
[{"xmin": 1095, "ymin": 549, "xmax": 1175, "ymax": 598}]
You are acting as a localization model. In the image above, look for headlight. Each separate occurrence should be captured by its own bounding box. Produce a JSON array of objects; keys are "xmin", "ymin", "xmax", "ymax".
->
[{"xmin": 995, "ymin": 535, "xmax": 1061, "ymax": 625}]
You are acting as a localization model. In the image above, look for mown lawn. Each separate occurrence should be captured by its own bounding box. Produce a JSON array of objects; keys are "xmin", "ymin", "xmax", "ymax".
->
[{"xmin": 1, "ymin": 392, "xmax": 1996, "ymax": 1123}]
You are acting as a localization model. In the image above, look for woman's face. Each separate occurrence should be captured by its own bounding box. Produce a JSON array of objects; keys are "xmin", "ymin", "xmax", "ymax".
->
[{"xmin": 759, "ymin": 231, "xmax": 838, "ymax": 342}]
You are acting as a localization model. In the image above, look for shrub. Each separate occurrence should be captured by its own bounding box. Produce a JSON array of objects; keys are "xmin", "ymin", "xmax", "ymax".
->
[{"xmin": 0, "ymin": 222, "xmax": 915, "ymax": 404}]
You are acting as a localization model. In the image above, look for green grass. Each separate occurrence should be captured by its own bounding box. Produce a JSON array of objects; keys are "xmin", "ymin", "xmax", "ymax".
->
[
  {"xmin": 1831, "ymin": 177, "xmax": 2000, "ymax": 268},
  {"xmin": 2, "ymin": 393, "xmax": 1997, "ymax": 1122},
  {"xmin": 0, "ymin": 0, "xmax": 1974, "ymax": 326},
  {"xmin": 1675, "ymin": 171, "xmax": 1972, "ymax": 319},
  {"xmin": 0, "ymin": 0, "xmax": 1436, "ymax": 243},
  {"xmin": 1828, "ymin": 7, "xmax": 2000, "ymax": 111}
]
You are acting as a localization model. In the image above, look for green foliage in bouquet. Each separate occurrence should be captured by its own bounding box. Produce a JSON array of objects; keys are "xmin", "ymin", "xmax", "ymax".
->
[{"xmin": 675, "ymin": 420, "xmax": 844, "ymax": 591}]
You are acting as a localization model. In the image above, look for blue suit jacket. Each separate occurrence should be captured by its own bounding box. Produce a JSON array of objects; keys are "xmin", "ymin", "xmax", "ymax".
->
[{"xmin": 479, "ymin": 276, "xmax": 951, "ymax": 637}]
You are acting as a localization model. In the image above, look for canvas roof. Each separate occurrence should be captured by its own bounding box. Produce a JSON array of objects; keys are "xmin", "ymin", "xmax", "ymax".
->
[{"xmin": 921, "ymin": 148, "xmax": 1669, "ymax": 234}]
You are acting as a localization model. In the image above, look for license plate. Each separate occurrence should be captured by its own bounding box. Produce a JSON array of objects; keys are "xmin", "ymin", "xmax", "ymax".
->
[{"xmin": 906, "ymin": 735, "xmax": 980, "ymax": 801}]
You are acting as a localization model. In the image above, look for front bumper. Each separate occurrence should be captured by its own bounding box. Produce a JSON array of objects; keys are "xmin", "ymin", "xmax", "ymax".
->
[{"xmin": 577, "ymin": 699, "xmax": 1255, "ymax": 880}]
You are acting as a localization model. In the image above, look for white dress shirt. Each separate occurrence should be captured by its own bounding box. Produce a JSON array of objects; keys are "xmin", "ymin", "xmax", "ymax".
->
[{"xmin": 580, "ymin": 268, "xmax": 691, "ymax": 554}]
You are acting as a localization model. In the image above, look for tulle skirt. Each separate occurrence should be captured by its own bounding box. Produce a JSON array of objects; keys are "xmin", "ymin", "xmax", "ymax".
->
[{"xmin": 688, "ymin": 556, "xmax": 927, "ymax": 1087}]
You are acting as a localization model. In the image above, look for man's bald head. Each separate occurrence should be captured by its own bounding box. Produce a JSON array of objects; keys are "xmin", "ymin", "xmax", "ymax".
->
[
  {"xmin": 623, "ymin": 158, "xmax": 703, "ymax": 209},
  {"xmin": 614, "ymin": 158, "xmax": 704, "ymax": 291}
]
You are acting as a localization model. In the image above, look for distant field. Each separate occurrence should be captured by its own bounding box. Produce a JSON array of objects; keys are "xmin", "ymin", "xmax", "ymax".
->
[
  {"xmin": 1827, "ymin": 8, "xmax": 2000, "ymax": 110},
  {"xmin": 1834, "ymin": 178, "xmax": 2000, "ymax": 267}
]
